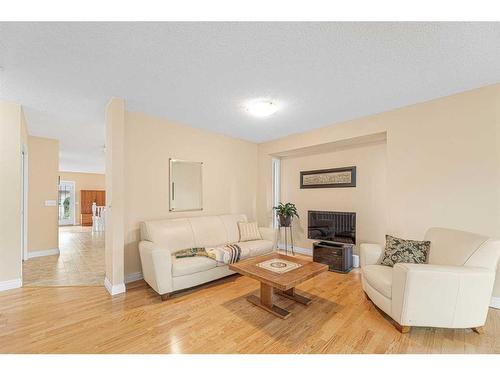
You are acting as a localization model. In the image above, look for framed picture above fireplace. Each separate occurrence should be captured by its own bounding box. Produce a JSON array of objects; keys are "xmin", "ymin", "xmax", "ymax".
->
[{"xmin": 300, "ymin": 166, "xmax": 356, "ymax": 189}]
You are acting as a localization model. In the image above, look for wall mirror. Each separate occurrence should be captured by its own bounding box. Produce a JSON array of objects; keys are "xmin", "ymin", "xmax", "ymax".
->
[{"xmin": 169, "ymin": 159, "xmax": 203, "ymax": 212}]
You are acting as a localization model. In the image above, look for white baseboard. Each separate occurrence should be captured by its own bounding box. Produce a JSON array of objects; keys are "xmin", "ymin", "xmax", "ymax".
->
[
  {"xmin": 490, "ymin": 296, "xmax": 500, "ymax": 309},
  {"xmin": 277, "ymin": 243, "xmax": 312, "ymax": 256},
  {"xmin": 125, "ymin": 272, "xmax": 143, "ymax": 284},
  {"xmin": 28, "ymin": 248, "xmax": 60, "ymax": 259},
  {"xmin": 104, "ymin": 277, "xmax": 126, "ymax": 296},
  {"xmin": 0, "ymin": 278, "xmax": 22, "ymax": 292}
]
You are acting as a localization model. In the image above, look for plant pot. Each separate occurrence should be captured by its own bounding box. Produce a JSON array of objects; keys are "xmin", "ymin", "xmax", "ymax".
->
[{"xmin": 279, "ymin": 215, "xmax": 292, "ymax": 227}]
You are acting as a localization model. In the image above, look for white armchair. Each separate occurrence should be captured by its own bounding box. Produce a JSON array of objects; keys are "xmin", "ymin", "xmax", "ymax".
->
[{"xmin": 360, "ymin": 227, "xmax": 500, "ymax": 333}]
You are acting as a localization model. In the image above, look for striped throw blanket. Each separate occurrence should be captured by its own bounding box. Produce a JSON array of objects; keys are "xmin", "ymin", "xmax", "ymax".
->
[
  {"xmin": 206, "ymin": 244, "xmax": 241, "ymax": 264},
  {"xmin": 174, "ymin": 244, "xmax": 241, "ymax": 265}
]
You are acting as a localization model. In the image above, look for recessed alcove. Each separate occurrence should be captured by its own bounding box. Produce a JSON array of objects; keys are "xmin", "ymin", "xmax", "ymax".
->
[{"xmin": 273, "ymin": 132, "xmax": 388, "ymax": 254}]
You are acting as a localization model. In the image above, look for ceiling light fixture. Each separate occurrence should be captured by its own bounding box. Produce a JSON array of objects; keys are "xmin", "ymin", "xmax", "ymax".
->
[{"xmin": 244, "ymin": 99, "xmax": 279, "ymax": 118}]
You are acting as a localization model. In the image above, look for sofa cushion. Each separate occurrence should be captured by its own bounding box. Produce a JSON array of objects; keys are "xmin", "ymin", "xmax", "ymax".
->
[
  {"xmin": 236, "ymin": 240, "xmax": 274, "ymax": 259},
  {"xmin": 141, "ymin": 218, "xmax": 195, "ymax": 252},
  {"xmin": 220, "ymin": 214, "xmax": 248, "ymax": 243},
  {"xmin": 380, "ymin": 235, "xmax": 430, "ymax": 267},
  {"xmin": 362, "ymin": 264, "xmax": 393, "ymax": 299},
  {"xmin": 189, "ymin": 216, "xmax": 229, "ymax": 248},
  {"xmin": 141, "ymin": 214, "xmax": 248, "ymax": 253},
  {"xmin": 172, "ymin": 255, "xmax": 217, "ymax": 277}
]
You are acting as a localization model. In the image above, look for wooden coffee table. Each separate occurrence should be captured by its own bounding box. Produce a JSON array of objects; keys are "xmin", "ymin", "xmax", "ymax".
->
[{"xmin": 229, "ymin": 253, "xmax": 328, "ymax": 319}]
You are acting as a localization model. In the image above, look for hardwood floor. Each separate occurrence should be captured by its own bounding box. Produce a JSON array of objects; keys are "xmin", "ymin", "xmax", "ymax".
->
[
  {"xmin": 1, "ymin": 268, "xmax": 499, "ymax": 354},
  {"xmin": 22, "ymin": 226, "xmax": 104, "ymax": 286}
]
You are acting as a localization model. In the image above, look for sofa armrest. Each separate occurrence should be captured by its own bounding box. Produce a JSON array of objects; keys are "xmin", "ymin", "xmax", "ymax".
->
[
  {"xmin": 360, "ymin": 243, "xmax": 383, "ymax": 268},
  {"xmin": 391, "ymin": 263, "xmax": 495, "ymax": 328},
  {"xmin": 259, "ymin": 227, "xmax": 278, "ymax": 250},
  {"xmin": 138, "ymin": 240, "xmax": 173, "ymax": 295}
]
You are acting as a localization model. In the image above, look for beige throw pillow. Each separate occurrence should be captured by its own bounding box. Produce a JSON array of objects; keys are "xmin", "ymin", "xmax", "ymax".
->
[{"xmin": 238, "ymin": 222, "xmax": 262, "ymax": 242}]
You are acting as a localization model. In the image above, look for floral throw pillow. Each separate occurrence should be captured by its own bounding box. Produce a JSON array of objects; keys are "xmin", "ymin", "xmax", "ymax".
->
[{"xmin": 380, "ymin": 235, "xmax": 430, "ymax": 267}]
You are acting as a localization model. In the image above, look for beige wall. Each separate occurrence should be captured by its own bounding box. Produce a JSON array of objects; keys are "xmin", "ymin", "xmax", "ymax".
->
[
  {"xmin": 280, "ymin": 141, "xmax": 387, "ymax": 252},
  {"xmin": 58, "ymin": 171, "xmax": 105, "ymax": 224},
  {"xmin": 0, "ymin": 102, "xmax": 23, "ymax": 284},
  {"xmin": 27, "ymin": 136, "xmax": 59, "ymax": 253},
  {"xmin": 123, "ymin": 110, "xmax": 259, "ymax": 275},
  {"xmin": 258, "ymin": 83, "xmax": 500, "ymax": 297}
]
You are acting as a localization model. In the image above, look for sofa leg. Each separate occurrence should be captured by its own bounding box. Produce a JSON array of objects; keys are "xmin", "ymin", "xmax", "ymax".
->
[
  {"xmin": 160, "ymin": 293, "xmax": 170, "ymax": 301},
  {"xmin": 472, "ymin": 326, "xmax": 484, "ymax": 334},
  {"xmin": 395, "ymin": 323, "xmax": 411, "ymax": 334}
]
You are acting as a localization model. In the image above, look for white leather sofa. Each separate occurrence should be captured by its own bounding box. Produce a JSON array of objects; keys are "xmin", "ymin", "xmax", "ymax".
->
[
  {"xmin": 139, "ymin": 214, "xmax": 277, "ymax": 300},
  {"xmin": 360, "ymin": 227, "xmax": 500, "ymax": 333}
]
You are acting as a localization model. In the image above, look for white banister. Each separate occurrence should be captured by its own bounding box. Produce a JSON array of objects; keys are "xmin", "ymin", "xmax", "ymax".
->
[{"xmin": 92, "ymin": 202, "xmax": 106, "ymax": 232}]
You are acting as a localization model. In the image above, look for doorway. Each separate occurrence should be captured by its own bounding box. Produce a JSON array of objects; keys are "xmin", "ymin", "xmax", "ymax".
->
[
  {"xmin": 58, "ymin": 180, "xmax": 75, "ymax": 226},
  {"xmin": 23, "ymin": 176, "xmax": 106, "ymax": 286}
]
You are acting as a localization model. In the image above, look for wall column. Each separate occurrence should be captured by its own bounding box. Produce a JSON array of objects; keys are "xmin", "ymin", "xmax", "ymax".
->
[
  {"xmin": 0, "ymin": 102, "xmax": 23, "ymax": 291},
  {"xmin": 104, "ymin": 98, "xmax": 125, "ymax": 295}
]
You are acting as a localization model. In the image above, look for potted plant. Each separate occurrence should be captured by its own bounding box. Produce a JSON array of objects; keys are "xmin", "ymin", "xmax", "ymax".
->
[{"xmin": 273, "ymin": 202, "xmax": 299, "ymax": 227}]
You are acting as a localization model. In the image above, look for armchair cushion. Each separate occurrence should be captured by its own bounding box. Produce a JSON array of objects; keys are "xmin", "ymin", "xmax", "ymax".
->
[
  {"xmin": 380, "ymin": 235, "xmax": 430, "ymax": 267},
  {"xmin": 360, "ymin": 243, "xmax": 383, "ymax": 267},
  {"xmin": 362, "ymin": 265, "xmax": 393, "ymax": 298}
]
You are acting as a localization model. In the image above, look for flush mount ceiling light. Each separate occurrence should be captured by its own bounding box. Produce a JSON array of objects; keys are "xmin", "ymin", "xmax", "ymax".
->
[{"xmin": 244, "ymin": 99, "xmax": 279, "ymax": 118}]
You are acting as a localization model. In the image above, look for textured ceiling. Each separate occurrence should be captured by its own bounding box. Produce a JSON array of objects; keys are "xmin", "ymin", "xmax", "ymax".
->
[{"xmin": 1, "ymin": 22, "xmax": 500, "ymax": 173}]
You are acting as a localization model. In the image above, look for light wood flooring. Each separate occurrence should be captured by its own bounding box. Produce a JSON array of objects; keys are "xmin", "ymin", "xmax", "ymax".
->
[
  {"xmin": 22, "ymin": 226, "xmax": 104, "ymax": 286},
  {"xmin": 1, "ymin": 267, "xmax": 499, "ymax": 353}
]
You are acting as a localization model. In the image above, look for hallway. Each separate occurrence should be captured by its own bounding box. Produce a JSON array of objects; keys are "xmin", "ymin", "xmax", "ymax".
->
[{"xmin": 23, "ymin": 226, "xmax": 105, "ymax": 286}]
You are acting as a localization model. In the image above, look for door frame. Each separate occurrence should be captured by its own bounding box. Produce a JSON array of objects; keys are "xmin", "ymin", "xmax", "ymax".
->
[
  {"xmin": 21, "ymin": 144, "xmax": 29, "ymax": 261},
  {"xmin": 58, "ymin": 180, "xmax": 76, "ymax": 226},
  {"xmin": 271, "ymin": 158, "xmax": 281, "ymax": 229}
]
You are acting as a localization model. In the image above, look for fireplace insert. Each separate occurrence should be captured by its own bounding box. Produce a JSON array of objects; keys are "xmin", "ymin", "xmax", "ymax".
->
[{"xmin": 308, "ymin": 210, "xmax": 356, "ymax": 244}]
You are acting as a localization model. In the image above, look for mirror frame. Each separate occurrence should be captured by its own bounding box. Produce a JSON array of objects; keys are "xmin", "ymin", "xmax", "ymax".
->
[{"xmin": 169, "ymin": 158, "xmax": 203, "ymax": 212}]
